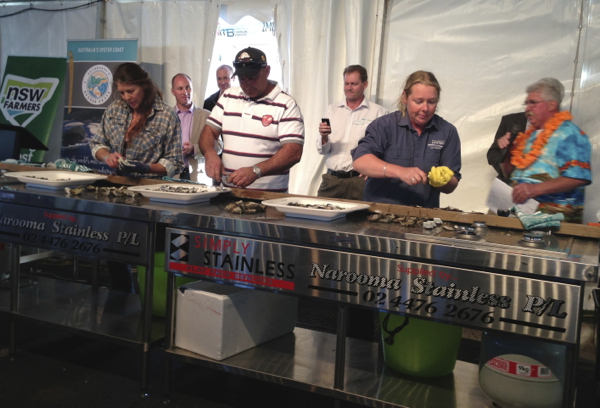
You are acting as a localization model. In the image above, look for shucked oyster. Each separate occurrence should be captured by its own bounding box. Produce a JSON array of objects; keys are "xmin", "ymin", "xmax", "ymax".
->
[
  {"xmin": 153, "ymin": 185, "xmax": 208, "ymax": 193},
  {"xmin": 65, "ymin": 186, "xmax": 84, "ymax": 195},
  {"xmin": 367, "ymin": 213, "xmax": 427, "ymax": 227},
  {"xmin": 287, "ymin": 202, "xmax": 344, "ymax": 210},
  {"xmin": 224, "ymin": 200, "xmax": 267, "ymax": 214}
]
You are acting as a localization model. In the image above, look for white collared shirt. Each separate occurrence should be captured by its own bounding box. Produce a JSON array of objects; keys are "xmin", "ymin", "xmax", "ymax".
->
[{"xmin": 316, "ymin": 98, "xmax": 389, "ymax": 172}]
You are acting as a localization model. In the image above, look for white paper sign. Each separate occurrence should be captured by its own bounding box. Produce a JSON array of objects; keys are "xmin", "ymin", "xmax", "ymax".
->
[{"xmin": 486, "ymin": 178, "xmax": 539, "ymax": 215}]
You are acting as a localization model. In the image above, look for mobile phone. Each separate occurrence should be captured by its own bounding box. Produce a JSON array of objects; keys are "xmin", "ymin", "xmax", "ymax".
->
[{"xmin": 321, "ymin": 118, "xmax": 330, "ymax": 126}]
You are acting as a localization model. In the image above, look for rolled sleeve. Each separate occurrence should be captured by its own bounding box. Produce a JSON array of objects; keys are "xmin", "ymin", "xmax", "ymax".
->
[
  {"xmin": 278, "ymin": 101, "xmax": 305, "ymax": 145},
  {"xmin": 159, "ymin": 113, "xmax": 183, "ymax": 177}
]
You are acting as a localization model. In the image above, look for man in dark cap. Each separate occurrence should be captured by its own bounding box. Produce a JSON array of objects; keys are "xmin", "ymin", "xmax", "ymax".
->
[{"xmin": 199, "ymin": 47, "xmax": 304, "ymax": 192}]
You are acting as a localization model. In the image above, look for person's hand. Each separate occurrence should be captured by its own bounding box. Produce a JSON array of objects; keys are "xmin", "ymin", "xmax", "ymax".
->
[
  {"xmin": 102, "ymin": 152, "xmax": 123, "ymax": 169},
  {"xmin": 428, "ymin": 166, "xmax": 454, "ymax": 187},
  {"xmin": 182, "ymin": 142, "xmax": 194, "ymax": 156},
  {"xmin": 400, "ymin": 167, "xmax": 428, "ymax": 186},
  {"xmin": 512, "ymin": 183, "xmax": 537, "ymax": 204},
  {"xmin": 319, "ymin": 122, "xmax": 331, "ymax": 137},
  {"xmin": 226, "ymin": 167, "xmax": 258, "ymax": 188},
  {"xmin": 204, "ymin": 153, "xmax": 224, "ymax": 183},
  {"xmin": 118, "ymin": 158, "xmax": 151, "ymax": 174},
  {"xmin": 497, "ymin": 132, "xmax": 513, "ymax": 149}
]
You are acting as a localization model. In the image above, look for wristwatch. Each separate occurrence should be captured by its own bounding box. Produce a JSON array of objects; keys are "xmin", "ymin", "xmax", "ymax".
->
[{"xmin": 252, "ymin": 165, "xmax": 262, "ymax": 178}]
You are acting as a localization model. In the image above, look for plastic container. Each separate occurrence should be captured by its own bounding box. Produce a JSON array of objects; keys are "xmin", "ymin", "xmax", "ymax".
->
[
  {"xmin": 137, "ymin": 252, "xmax": 197, "ymax": 317},
  {"xmin": 379, "ymin": 312, "xmax": 463, "ymax": 377},
  {"xmin": 479, "ymin": 330, "xmax": 566, "ymax": 408}
]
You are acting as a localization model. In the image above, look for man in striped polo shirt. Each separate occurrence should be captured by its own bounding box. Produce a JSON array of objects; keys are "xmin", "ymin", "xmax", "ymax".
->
[{"xmin": 199, "ymin": 47, "xmax": 304, "ymax": 192}]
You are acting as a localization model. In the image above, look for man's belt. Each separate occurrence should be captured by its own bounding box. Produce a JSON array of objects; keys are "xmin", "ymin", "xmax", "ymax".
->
[{"xmin": 327, "ymin": 169, "xmax": 360, "ymax": 178}]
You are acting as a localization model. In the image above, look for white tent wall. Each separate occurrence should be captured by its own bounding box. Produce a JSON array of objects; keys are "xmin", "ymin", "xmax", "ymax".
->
[
  {"xmin": 577, "ymin": 1, "xmax": 600, "ymax": 223},
  {"xmin": 1, "ymin": 0, "xmax": 599, "ymax": 224},
  {"xmin": 105, "ymin": 0, "xmax": 221, "ymax": 109},
  {"xmin": 378, "ymin": 0, "xmax": 599, "ymax": 223},
  {"xmin": 0, "ymin": 1, "xmax": 98, "ymax": 75},
  {"xmin": 276, "ymin": 0, "xmax": 382, "ymax": 196}
]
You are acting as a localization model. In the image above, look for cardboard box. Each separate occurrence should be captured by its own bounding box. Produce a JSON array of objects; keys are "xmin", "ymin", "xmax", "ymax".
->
[{"xmin": 175, "ymin": 281, "xmax": 298, "ymax": 360}]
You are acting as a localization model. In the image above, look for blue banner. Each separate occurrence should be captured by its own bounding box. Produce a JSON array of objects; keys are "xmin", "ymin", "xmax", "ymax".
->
[{"xmin": 61, "ymin": 39, "xmax": 138, "ymax": 172}]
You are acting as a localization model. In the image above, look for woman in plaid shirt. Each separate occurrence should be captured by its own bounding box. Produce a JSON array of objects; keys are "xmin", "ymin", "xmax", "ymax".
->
[{"xmin": 90, "ymin": 62, "xmax": 183, "ymax": 178}]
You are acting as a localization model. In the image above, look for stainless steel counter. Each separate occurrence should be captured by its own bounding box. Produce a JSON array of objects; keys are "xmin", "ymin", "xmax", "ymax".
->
[
  {"xmin": 0, "ymin": 183, "xmax": 158, "ymax": 390},
  {"xmin": 0, "ymin": 182, "xmax": 597, "ymax": 407}
]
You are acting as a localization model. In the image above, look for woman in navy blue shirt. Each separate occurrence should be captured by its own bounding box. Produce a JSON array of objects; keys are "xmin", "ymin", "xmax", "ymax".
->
[{"xmin": 352, "ymin": 70, "xmax": 461, "ymax": 207}]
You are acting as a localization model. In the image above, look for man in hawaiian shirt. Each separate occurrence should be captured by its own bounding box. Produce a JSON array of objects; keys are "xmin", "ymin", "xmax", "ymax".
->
[{"xmin": 497, "ymin": 77, "xmax": 592, "ymax": 223}]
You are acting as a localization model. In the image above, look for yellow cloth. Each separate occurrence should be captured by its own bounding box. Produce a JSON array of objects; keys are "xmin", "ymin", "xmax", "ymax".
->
[{"xmin": 428, "ymin": 166, "xmax": 454, "ymax": 187}]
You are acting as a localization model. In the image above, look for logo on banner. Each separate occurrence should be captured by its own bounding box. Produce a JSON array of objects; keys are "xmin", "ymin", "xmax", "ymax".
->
[
  {"xmin": 0, "ymin": 74, "xmax": 59, "ymax": 127},
  {"xmin": 170, "ymin": 233, "xmax": 190, "ymax": 262},
  {"xmin": 82, "ymin": 64, "xmax": 112, "ymax": 105}
]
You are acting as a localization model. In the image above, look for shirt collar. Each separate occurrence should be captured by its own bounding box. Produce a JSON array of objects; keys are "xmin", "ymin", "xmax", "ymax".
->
[
  {"xmin": 337, "ymin": 96, "xmax": 369, "ymax": 111},
  {"xmin": 176, "ymin": 102, "xmax": 195, "ymax": 115},
  {"xmin": 397, "ymin": 111, "xmax": 440, "ymax": 132}
]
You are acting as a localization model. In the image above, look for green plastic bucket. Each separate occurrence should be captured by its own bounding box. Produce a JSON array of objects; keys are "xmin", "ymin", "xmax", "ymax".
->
[
  {"xmin": 137, "ymin": 252, "xmax": 197, "ymax": 317},
  {"xmin": 379, "ymin": 312, "xmax": 462, "ymax": 377}
]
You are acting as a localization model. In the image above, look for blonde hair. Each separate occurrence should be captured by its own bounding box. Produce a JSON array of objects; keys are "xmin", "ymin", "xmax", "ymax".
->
[{"xmin": 397, "ymin": 71, "xmax": 441, "ymax": 116}]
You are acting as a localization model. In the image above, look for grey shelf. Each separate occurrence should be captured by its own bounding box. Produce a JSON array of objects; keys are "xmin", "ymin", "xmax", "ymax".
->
[
  {"xmin": 0, "ymin": 276, "xmax": 164, "ymax": 347},
  {"xmin": 165, "ymin": 327, "xmax": 493, "ymax": 408}
]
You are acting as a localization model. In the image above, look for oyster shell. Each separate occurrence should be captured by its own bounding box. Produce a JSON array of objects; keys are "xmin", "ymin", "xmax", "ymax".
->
[{"xmin": 65, "ymin": 186, "xmax": 84, "ymax": 195}]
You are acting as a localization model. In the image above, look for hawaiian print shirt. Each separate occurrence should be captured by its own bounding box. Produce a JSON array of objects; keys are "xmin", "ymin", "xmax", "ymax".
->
[{"xmin": 510, "ymin": 116, "xmax": 591, "ymax": 223}]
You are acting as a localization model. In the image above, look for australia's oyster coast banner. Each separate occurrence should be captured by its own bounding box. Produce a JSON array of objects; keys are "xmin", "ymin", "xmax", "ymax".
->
[
  {"xmin": 62, "ymin": 39, "xmax": 137, "ymax": 173},
  {"xmin": 0, "ymin": 56, "xmax": 67, "ymax": 162}
]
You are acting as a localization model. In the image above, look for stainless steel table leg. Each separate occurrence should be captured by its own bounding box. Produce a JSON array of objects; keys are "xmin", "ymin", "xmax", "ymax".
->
[
  {"xmin": 91, "ymin": 258, "xmax": 99, "ymax": 290},
  {"xmin": 334, "ymin": 303, "xmax": 348, "ymax": 390},
  {"xmin": 73, "ymin": 254, "xmax": 79, "ymax": 281},
  {"xmin": 140, "ymin": 227, "xmax": 155, "ymax": 392},
  {"xmin": 163, "ymin": 272, "xmax": 177, "ymax": 399},
  {"xmin": 9, "ymin": 243, "xmax": 20, "ymax": 356}
]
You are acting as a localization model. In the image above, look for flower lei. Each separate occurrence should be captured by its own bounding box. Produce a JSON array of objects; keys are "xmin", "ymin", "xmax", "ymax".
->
[{"xmin": 510, "ymin": 111, "xmax": 572, "ymax": 169}]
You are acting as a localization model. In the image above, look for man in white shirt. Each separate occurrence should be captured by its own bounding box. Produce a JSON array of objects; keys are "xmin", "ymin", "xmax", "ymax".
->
[
  {"xmin": 317, "ymin": 65, "xmax": 389, "ymax": 200},
  {"xmin": 171, "ymin": 73, "xmax": 215, "ymax": 182},
  {"xmin": 200, "ymin": 47, "xmax": 304, "ymax": 192},
  {"xmin": 317, "ymin": 66, "xmax": 388, "ymax": 342}
]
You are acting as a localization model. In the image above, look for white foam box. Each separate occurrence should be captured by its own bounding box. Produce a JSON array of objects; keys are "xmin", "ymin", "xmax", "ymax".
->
[{"xmin": 174, "ymin": 281, "xmax": 298, "ymax": 360}]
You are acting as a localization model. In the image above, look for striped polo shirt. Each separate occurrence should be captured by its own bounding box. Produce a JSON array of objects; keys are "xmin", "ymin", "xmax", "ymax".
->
[{"xmin": 206, "ymin": 81, "xmax": 305, "ymax": 191}]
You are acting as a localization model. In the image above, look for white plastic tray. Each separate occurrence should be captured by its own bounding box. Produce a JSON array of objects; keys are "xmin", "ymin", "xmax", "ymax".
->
[
  {"xmin": 127, "ymin": 184, "xmax": 231, "ymax": 204},
  {"xmin": 4, "ymin": 171, "xmax": 107, "ymax": 190},
  {"xmin": 261, "ymin": 197, "xmax": 370, "ymax": 221}
]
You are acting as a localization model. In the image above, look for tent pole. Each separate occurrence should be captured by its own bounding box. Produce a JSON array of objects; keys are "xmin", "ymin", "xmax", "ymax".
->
[
  {"xmin": 371, "ymin": 0, "xmax": 389, "ymax": 105},
  {"xmin": 569, "ymin": 0, "xmax": 586, "ymax": 112},
  {"xmin": 96, "ymin": 0, "xmax": 107, "ymax": 39}
]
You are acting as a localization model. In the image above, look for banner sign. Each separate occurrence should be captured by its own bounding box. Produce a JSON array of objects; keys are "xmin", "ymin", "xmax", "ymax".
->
[
  {"xmin": 166, "ymin": 228, "xmax": 581, "ymax": 344},
  {"xmin": 0, "ymin": 200, "xmax": 148, "ymax": 264},
  {"xmin": 0, "ymin": 56, "xmax": 67, "ymax": 162},
  {"xmin": 62, "ymin": 39, "xmax": 137, "ymax": 173}
]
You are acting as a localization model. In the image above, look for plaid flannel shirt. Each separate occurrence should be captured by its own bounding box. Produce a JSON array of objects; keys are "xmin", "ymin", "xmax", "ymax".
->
[{"xmin": 90, "ymin": 97, "xmax": 183, "ymax": 177}]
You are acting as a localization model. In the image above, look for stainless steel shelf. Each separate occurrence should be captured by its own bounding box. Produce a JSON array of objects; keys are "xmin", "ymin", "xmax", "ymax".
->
[
  {"xmin": 0, "ymin": 276, "xmax": 164, "ymax": 347},
  {"xmin": 165, "ymin": 327, "xmax": 493, "ymax": 408}
]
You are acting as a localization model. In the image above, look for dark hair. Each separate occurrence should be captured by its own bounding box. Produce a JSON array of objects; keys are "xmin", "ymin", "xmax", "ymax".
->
[
  {"xmin": 113, "ymin": 63, "xmax": 162, "ymax": 141},
  {"xmin": 397, "ymin": 70, "xmax": 441, "ymax": 116},
  {"xmin": 343, "ymin": 65, "xmax": 368, "ymax": 83}
]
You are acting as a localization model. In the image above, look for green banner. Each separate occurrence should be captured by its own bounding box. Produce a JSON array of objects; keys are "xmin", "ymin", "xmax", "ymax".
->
[{"xmin": 0, "ymin": 56, "xmax": 67, "ymax": 162}]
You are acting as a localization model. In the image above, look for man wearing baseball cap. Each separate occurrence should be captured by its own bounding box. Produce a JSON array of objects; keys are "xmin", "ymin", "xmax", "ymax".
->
[{"xmin": 199, "ymin": 47, "xmax": 305, "ymax": 192}]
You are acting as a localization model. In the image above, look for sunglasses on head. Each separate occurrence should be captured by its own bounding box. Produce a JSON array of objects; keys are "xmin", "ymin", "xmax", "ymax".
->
[{"xmin": 233, "ymin": 60, "xmax": 267, "ymax": 69}]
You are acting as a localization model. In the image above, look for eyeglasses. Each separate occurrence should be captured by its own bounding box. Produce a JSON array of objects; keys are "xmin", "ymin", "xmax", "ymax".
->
[
  {"xmin": 233, "ymin": 60, "xmax": 267, "ymax": 69},
  {"xmin": 523, "ymin": 100, "xmax": 548, "ymax": 107}
]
